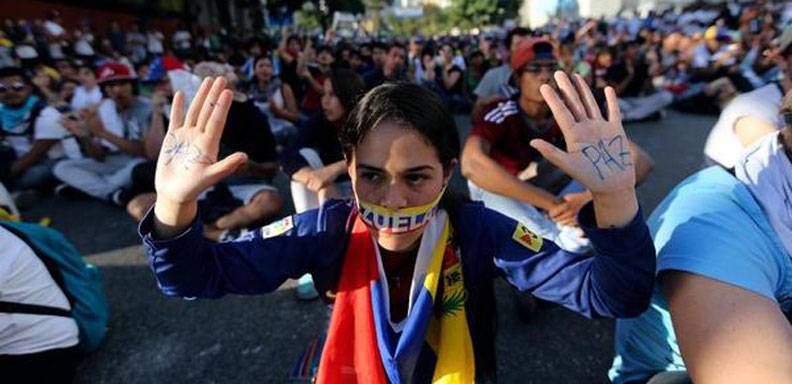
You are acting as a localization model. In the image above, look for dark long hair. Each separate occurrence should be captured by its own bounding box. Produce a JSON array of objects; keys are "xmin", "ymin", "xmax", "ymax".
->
[
  {"xmin": 252, "ymin": 54, "xmax": 273, "ymax": 72},
  {"xmin": 327, "ymin": 68, "xmax": 365, "ymax": 117},
  {"xmin": 340, "ymin": 82, "xmax": 467, "ymax": 231},
  {"xmin": 340, "ymin": 85, "xmax": 488, "ymax": 379},
  {"xmin": 341, "ymin": 82, "xmax": 459, "ymax": 168}
]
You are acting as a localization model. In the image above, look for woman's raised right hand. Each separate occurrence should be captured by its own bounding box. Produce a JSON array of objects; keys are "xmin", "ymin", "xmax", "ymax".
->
[{"xmin": 152, "ymin": 77, "xmax": 247, "ymax": 236}]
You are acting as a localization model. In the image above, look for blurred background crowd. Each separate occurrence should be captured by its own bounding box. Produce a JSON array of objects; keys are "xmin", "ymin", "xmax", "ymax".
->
[{"xmin": 1, "ymin": 0, "xmax": 790, "ymax": 214}]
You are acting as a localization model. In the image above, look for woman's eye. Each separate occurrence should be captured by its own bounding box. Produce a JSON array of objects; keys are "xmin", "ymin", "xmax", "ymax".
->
[
  {"xmin": 406, "ymin": 174, "xmax": 428, "ymax": 185},
  {"xmin": 361, "ymin": 172, "xmax": 383, "ymax": 183}
]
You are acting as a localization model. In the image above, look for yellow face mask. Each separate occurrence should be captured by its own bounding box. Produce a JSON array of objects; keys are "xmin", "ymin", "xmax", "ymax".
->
[{"xmin": 355, "ymin": 187, "xmax": 446, "ymax": 234}]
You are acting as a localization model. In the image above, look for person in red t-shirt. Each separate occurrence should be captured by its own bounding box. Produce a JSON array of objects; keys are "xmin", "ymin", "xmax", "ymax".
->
[
  {"xmin": 462, "ymin": 38, "xmax": 654, "ymax": 254},
  {"xmin": 299, "ymin": 44, "xmax": 335, "ymax": 116}
]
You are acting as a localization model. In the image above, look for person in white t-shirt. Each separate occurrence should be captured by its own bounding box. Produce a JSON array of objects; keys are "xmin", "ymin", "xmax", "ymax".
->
[
  {"xmin": 703, "ymin": 26, "xmax": 792, "ymax": 168},
  {"xmin": 471, "ymin": 27, "xmax": 531, "ymax": 118},
  {"xmin": 0, "ymin": 225, "xmax": 80, "ymax": 383},
  {"xmin": 145, "ymin": 27, "xmax": 164, "ymax": 56},
  {"xmin": 126, "ymin": 23, "xmax": 148, "ymax": 65},
  {"xmin": 73, "ymin": 28, "xmax": 95, "ymax": 58},
  {"xmin": 42, "ymin": 11, "xmax": 66, "ymax": 60},
  {"xmin": 70, "ymin": 64, "xmax": 102, "ymax": 112},
  {"xmin": 172, "ymin": 25, "xmax": 192, "ymax": 59},
  {"xmin": 53, "ymin": 62, "xmax": 150, "ymax": 205},
  {"xmin": 0, "ymin": 67, "xmax": 75, "ymax": 192}
]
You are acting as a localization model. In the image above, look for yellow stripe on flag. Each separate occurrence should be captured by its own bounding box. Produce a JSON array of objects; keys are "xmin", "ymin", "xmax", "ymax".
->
[{"xmin": 423, "ymin": 217, "xmax": 475, "ymax": 383}]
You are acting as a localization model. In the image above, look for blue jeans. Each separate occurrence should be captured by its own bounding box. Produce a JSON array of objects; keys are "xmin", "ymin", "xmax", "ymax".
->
[{"xmin": 7, "ymin": 158, "xmax": 57, "ymax": 191}]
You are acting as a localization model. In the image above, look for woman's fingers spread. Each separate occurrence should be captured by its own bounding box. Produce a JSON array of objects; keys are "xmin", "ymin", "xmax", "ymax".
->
[
  {"xmin": 197, "ymin": 76, "xmax": 226, "ymax": 132},
  {"xmin": 539, "ymin": 84, "xmax": 575, "ymax": 134},
  {"xmin": 168, "ymin": 91, "xmax": 185, "ymax": 130},
  {"xmin": 573, "ymin": 74, "xmax": 602, "ymax": 120},
  {"xmin": 553, "ymin": 71, "xmax": 587, "ymax": 121},
  {"xmin": 605, "ymin": 86, "xmax": 622, "ymax": 124},
  {"xmin": 203, "ymin": 90, "xmax": 233, "ymax": 147},
  {"xmin": 185, "ymin": 77, "xmax": 212, "ymax": 128},
  {"xmin": 205, "ymin": 152, "xmax": 248, "ymax": 184}
]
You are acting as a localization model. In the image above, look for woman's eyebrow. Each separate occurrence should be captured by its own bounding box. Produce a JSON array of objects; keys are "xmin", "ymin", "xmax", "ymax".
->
[
  {"xmin": 357, "ymin": 164, "xmax": 384, "ymax": 172},
  {"xmin": 356, "ymin": 164, "xmax": 435, "ymax": 173},
  {"xmin": 403, "ymin": 165, "xmax": 434, "ymax": 173}
]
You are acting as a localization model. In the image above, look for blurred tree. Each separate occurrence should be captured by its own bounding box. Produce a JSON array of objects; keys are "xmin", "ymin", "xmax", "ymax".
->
[
  {"xmin": 497, "ymin": 0, "xmax": 521, "ymax": 24},
  {"xmin": 385, "ymin": 4, "xmax": 461, "ymax": 36},
  {"xmin": 422, "ymin": 5, "xmax": 452, "ymax": 35},
  {"xmin": 449, "ymin": 0, "xmax": 499, "ymax": 30},
  {"xmin": 294, "ymin": 2, "xmax": 322, "ymax": 31},
  {"xmin": 363, "ymin": 0, "xmax": 389, "ymax": 35}
]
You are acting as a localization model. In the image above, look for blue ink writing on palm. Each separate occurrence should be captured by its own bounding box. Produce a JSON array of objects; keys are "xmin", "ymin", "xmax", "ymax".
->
[
  {"xmin": 581, "ymin": 135, "xmax": 632, "ymax": 180},
  {"xmin": 162, "ymin": 133, "xmax": 188, "ymax": 166},
  {"xmin": 162, "ymin": 133, "xmax": 214, "ymax": 170}
]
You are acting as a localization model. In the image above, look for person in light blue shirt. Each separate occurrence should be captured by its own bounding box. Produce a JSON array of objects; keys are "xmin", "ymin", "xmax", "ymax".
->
[{"xmin": 610, "ymin": 94, "xmax": 792, "ymax": 384}]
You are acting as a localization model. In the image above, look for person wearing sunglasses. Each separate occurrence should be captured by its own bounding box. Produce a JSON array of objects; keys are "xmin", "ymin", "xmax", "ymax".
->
[
  {"xmin": 463, "ymin": 38, "xmax": 654, "ymax": 254},
  {"xmin": 461, "ymin": 39, "xmax": 654, "ymax": 318},
  {"xmin": 0, "ymin": 66, "xmax": 75, "ymax": 194}
]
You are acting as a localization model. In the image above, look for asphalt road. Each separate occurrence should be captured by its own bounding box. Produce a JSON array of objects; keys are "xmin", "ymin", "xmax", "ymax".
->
[{"xmin": 21, "ymin": 111, "xmax": 718, "ymax": 383}]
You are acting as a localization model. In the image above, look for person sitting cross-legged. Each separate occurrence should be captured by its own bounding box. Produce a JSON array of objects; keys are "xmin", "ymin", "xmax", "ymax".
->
[{"xmin": 53, "ymin": 62, "xmax": 150, "ymax": 205}]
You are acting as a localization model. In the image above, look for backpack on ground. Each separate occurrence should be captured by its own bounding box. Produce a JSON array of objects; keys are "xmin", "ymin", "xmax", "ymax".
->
[{"xmin": 0, "ymin": 220, "xmax": 109, "ymax": 353}]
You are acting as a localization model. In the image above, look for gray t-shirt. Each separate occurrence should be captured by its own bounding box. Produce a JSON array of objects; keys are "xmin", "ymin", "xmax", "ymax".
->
[
  {"xmin": 97, "ymin": 97, "xmax": 151, "ymax": 151},
  {"xmin": 473, "ymin": 64, "xmax": 512, "ymax": 98}
]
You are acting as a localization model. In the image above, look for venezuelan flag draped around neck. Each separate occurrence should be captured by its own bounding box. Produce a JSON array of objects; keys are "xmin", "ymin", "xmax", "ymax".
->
[{"xmin": 316, "ymin": 210, "xmax": 475, "ymax": 383}]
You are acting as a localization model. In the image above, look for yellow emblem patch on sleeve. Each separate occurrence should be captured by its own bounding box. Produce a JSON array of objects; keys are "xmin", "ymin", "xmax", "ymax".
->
[
  {"xmin": 512, "ymin": 223, "xmax": 543, "ymax": 252},
  {"xmin": 260, "ymin": 216, "xmax": 294, "ymax": 239}
]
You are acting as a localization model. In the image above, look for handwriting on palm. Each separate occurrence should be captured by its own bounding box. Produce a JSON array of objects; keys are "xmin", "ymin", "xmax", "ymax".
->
[
  {"xmin": 155, "ymin": 77, "xmax": 247, "ymax": 204},
  {"xmin": 530, "ymin": 72, "xmax": 635, "ymax": 195}
]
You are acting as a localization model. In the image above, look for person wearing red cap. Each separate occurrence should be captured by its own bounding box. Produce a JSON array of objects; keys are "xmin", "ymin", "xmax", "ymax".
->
[
  {"xmin": 461, "ymin": 39, "xmax": 655, "ymax": 320},
  {"xmin": 53, "ymin": 62, "xmax": 151, "ymax": 205},
  {"xmin": 462, "ymin": 38, "xmax": 655, "ymax": 255},
  {"xmin": 471, "ymin": 27, "xmax": 531, "ymax": 119}
]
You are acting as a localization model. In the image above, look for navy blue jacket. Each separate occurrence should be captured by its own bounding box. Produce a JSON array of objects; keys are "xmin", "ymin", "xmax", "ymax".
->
[{"xmin": 139, "ymin": 200, "xmax": 655, "ymax": 382}]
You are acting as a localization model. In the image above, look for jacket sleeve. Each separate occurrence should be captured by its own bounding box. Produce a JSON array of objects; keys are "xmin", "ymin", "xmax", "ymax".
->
[
  {"xmin": 484, "ymin": 202, "xmax": 656, "ymax": 319},
  {"xmin": 138, "ymin": 200, "xmax": 351, "ymax": 298}
]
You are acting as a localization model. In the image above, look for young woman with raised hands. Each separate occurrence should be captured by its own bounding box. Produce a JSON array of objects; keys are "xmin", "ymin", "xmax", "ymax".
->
[{"xmin": 140, "ymin": 72, "xmax": 655, "ymax": 383}]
